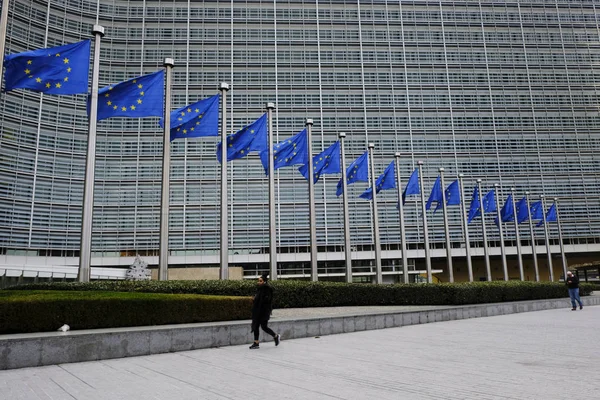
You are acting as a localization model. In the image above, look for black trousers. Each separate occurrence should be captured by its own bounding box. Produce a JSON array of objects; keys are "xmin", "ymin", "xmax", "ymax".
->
[{"xmin": 252, "ymin": 320, "xmax": 276, "ymax": 341}]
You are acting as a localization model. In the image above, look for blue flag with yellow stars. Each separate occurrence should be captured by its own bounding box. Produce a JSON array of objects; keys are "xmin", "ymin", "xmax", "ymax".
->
[
  {"xmin": 260, "ymin": 128, "xmax": 309, "ymax": 175},
  {"xmin": 434, "ymin": 179, "xmax": 461, "ymax": 213},
  {"xmin": 536, "ymin": 203, "xmax": 557, "ymax": 227},
  {"xmin": 399, "ymin": 168, "xmax": 420, "ymax": 207},
  {"xmin": 360, "ymin": 160, "xmax": 396, "ymax": 200},
  {"xmin": 3, "ymin": 40, "xmax": 90, "ymax": 95},
  {"xmin": 426, "ymin": 176, "xmax": 442, "ymax": 211},
  {"xmin": 93, "ymin": 70, "xmax": 164, "ymax": 121},
  {"xmin": 216, "ymin": 113, "xmax": 267, "ymax": 162},
  {"xmin": 470, "ymin": 188, "xmax": 496, "ymax": 222},
  {"xmin": 495, "ymin": 194, "xmax": 515, "ymax": 227},
  {"xmin": 336, "ymin": 151, "xmax": 369, "ymax": 197},
  {"xmin": 298, "ymin": 141, "xmax": 341, "ymax": 183},
  {"xmin": 167, "ymin": 94, "xmax": 220, "ymax": 141},
  {"xmin": 516, "ymin": 196, "xmax": 529, "ymax": 224},
  {"xmin": 530, "ymin": 200, "xmax": 544, "ymax": 220},
  {"xmin": 467, "ymin": 186, "xmax": 480, "ymax": 224}
]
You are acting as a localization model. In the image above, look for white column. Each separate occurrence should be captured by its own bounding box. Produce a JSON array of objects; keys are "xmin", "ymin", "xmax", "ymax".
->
[
  {"xmin": 525, "ymin": 192, "xmax": 540, "ymax": 282},
  {"xmin": 477, "ymin": 179, "xmax": 491, "ymax": 281},
  {"xmin": 395, "ymin": 153, "xmax": 409, "ymax": 284},
  {"xmin": 439, "ymin": 168, "xmax": 453, "ymax": 282},
  {"xmin": 494, "ymin": 184, "xmax": 508, "ymax": 281},
  {"xmin": 266, "ymin": 103, "xmax": 277, "ymax": 280},
  {"xmin": 219, "ymin": 82, "xmax": 230, "ymax": 280},
  {"xmin": 339, "ymin": 133, "xmax": 353, "ymax": 283},
  {"xmin": 511, "ymin": 188, "xmax": 524, "ymax": 281},
  {"xmin": 458, "ymin": 174, "xmax": 473, "ymax": 282},
  {"xmin": 418, "ymin": 161, "xmax": 432, "ymax": 283},
  {"xmin": 540, "ymin": 194, "xmax": 554, "ymax": 281},
  {"xmin": 306, "ymin": 119, "xmax": 318, "ymax": 281},
  {"xmin": 554, "ymin": 198, "xmax": 568, "ymax": 281},
  {"xmin": 368, "ymin": 144, "xmax": 382, "ymax": 284}
]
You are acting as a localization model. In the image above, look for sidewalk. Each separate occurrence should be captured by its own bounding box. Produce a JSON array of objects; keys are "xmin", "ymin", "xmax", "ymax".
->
[
  {"xmin": 1, "ymin": 294, "xmax": 598, "ymax": 371},
  {"xmin": 0, "ymin": 305, "xmax": 598, "ymax": 399}
]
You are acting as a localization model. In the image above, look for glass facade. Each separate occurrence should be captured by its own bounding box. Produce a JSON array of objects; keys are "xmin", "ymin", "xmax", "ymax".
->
[{"xmin": 1, "ymin": 0, "xmax": 600, "ymax": 280}]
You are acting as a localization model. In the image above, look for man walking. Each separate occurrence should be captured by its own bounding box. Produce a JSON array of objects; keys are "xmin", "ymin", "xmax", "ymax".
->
[
  {"xmin": 249, "ymin": 274, "xmax": 280, "ymax": 349},
  {"xmin": 566, "ymin": 271, "xmax": 583, "ymax": 311}
]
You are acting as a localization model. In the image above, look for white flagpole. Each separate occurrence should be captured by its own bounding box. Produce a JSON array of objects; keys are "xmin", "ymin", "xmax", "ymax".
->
[
  {"xmin": 368, "ymin": 144, "xmax": 382, "ymax": 284},
  {"xmin": 554, "ymin": 197, "xmax": 568, "ymax": 281},
  {"xmin": 219, "ymin": 83, "xmax": 230, "ymax": 280},
  {"xmin": 494, "ymin": 184, "xmax": 508, "ymax": 281},
  {"xmin": 540, "ymin": 194, "xmax": 554, "ymax": 281},
  {"xmin": 511, "ymin": 188, "xmax": 524, "ymax": 280},
  {"xmin": 306, "ymin": 119, "xmax": 318, "ymax": 281},
  {"xmin": 458, "ymin": 174, "xmax": 473, "ymax": 282},
  {"xmin": 77, "ymin": 25, "xmax": 104, "ymax": 282},
  {"xmin": 158, "ymin": 58, "xmax": 175, "ymax": 281},
  {"xmin": 477, "ymin": 179, "xmax": 491, "ymax": 281},
  {"xmin": 525, "ymin": 191, "xmax": 540, "ymax": 281},
  {"xmin": 417, "ymin": 161, "xmax": 432, "ymax": 283},
  {"xmin": 395, "ymin": 153, "xmax": 409, "ymax": 284},
  {"xmin": 339, "ymin": 133, "xmax": 352, "ymax": 283},
  {"xmin": 439, "ymin": 168, "xmax": 454, "ymax": 282},
  {"xmin": 266, "ymin": 103, "xmax": 277, "ymax": 280}
]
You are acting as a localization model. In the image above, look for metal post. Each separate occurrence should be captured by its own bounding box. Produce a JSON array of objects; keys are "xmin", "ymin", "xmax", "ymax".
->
[
  {"xmin": 158, "ymin": 58, "xmax": 175, "ymax": 281},
  {"xmin": 417, "ymin": 161, "xmax": 432, "ymax": 283},
  {"xmin": 554, "ymin": 198, "xmax": 568, "ymax": 281},
  {"xmin": 266, "ymin": 103, "xmax": 277, "ymax": 280},
  {"xmin": 219, "ymin": 82, "xmax": 230, "ymax": 280},
  {"xmin": 494, "ymin": 184, "xmax": 508, "ymax": 281},
  {"xmin": 368, "ymin": 144, "xmax": 382, "ymax": 284},
  {"xmin": 477, "ymin": 179, "xmax": 491, "ymax": 281},
  {"xmin": 0, "ymin": 0, "xmax": 10, "ymax": 92},
  {"xmin": 395, "ymin": 153, "xmax": 409, "ymax": 284},
  {"xmin": 77, "ymin": 25, "xmax": 104, "ymax": 283},
  {"xmin": 339, "ymin": 133, "xmax": 353, "ymax": 283},
  {"xmin": 306, "ymin": 119, "xmax": 318, "ymax": 281},
  {"xmin": 525, "ymin": 192, "xmax": 540, "ymax": 281},
  {"xmin": 439, "ymin": 168, "xmax": 454, "ymax": 283},
  {"xmin": 458, "ymin": 174, "xmax": 473, "ymax": 282},
  {"xmin": 511, "ymin": 188, "xmax": 524, "ymax": 281},
  {"xmin": 540, "ymin": 194, "xmax": 553, "ymax": 281}
]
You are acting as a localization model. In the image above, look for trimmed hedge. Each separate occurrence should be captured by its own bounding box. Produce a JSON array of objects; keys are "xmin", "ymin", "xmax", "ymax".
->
[
  {"xmin": 8, "ymin": 280, "xmax": 595, "ymax": 308},
  {"xmin": 0, "ymin": 290, "xmax": 252, "ymax": 334}
]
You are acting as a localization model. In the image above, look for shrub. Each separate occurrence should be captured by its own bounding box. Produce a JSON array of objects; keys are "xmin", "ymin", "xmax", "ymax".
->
[{"xmin": 0, "ymin": 290, "xmax": 252, "ymax": 334}]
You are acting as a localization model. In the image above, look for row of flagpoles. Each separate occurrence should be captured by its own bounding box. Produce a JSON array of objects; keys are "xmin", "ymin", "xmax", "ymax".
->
[{"xmin": 1, "ymin": 28, "xmax": 568, "ymax": 284}]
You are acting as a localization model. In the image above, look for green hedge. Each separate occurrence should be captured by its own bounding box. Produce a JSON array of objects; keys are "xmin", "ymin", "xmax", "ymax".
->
[
  {"xmin": 0, "ymin": 290, "xmax": 252, "ymax": 334},
  {"xmin": 8, "ymin": 280, "xmax": 595, "ymax": 308}
]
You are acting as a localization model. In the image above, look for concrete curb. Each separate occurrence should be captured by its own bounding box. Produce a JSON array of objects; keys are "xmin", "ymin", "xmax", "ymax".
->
[{"xmin": 1, "ymin": 296, "xmax": 598, "ymax": 370}]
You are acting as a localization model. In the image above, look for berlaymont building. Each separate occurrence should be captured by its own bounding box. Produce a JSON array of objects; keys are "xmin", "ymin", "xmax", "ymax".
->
[{"xmin": 1, "ymin": 0, "xmax": 600, "ymax": 284}]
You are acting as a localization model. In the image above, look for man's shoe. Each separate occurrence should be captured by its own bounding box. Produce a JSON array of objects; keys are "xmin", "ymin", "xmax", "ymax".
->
[
  {"xmin": 580, "ymin": 305, "xmax": 583, "ymax": 310},
  {"xmin": 571, "ymin": 307, "xmax": 577, "ymax": 311},
  {"xmin": 249, "ymin": 343, "xmax": 259, "ymax": 349},
  {"xmin": 274, "ymin": 334, "xmax": 280, "ymax": 346}
]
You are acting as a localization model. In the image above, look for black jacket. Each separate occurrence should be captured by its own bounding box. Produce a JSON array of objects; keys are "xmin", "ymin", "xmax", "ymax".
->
[
  {"xmin": 566, "ymin": 275, "xmax": 579, "ymax": 289},
  {"xmin": 252, "ymin": 284, "xmax": 273, "ymax": 323}
]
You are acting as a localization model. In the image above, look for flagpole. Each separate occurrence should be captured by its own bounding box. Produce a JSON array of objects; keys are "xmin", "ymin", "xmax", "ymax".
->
[
  {"xmin": 77, "ymin": 25, "xmax": 104, "ymax": 282},
  {"xmin": 525, "ymin": 191, "xmax": 540, "ymax": 281},
  {"xmin": 266, "ymin": 103, "xmax": 277, "ymax": 280},
  {"xmin": 0, "ymin": 0, "xmax": 9, "ymax": 93},
  {"xmin": 511, "ymin": 188, "xmax": 524, "ymax": 280},
  {"xmin": 395, "ymin": 153, "xmax": 409, "ymax": 284},
  {"xmin": 368, "ymin": 144, "xmax": 382, "ymax": 284},
  {"xmin": 417, "ymin": 161, "xmax": 432, "ymax": 283},
  {"xmin": 219, "ymin": 83, "xmax": 230, "ymax": 280},
  {"xmin": 458, "ymin": 174, "xmax": 473, "ymax": 282},
  {"xmin": 339, "ymin": 133, "xmax": 352, "ymax": 283},
  {"xmin": 477, "ymin": 179, "xmax": 491, "ymax": 281},
  {"xmin": 158, "ymin": 58, "xmax": 175, "ymax": 281},
  {"xmin": 306, "ymin": 119, "xmax": 318, "ymax": 281},
  {"xmin": 554, "ymin": 197, "xmax": 568, "ymax": 281},
  {"xmin": 494, "ymin": 184, "xmax": 508, "ymax": 281},
  {"xmin": 439, "ymin": 168, "xmax": 454, "ymax": 282},
  {"xmin": 540, "ymin": 194, "xmax": 554, "ymax": 281}
]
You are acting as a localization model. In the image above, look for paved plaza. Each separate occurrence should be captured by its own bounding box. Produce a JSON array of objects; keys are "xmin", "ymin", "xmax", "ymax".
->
[{"xmin": 0, "ymin": 306, "xmax": 598, "ymax": 400}]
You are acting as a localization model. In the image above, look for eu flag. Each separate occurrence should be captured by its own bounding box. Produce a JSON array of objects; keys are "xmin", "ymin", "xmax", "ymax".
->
[
  {"xmin": 495, "ymin": 194, "xmax": 515, "ymax": 226},
  {"xmin": 530, "ymin": 200, "xmax": 543, "ymax": 220},
  {"xmin": 467, "ymin": 186, "xmax": 480, "ymax": 224},
  {"xmin": 3, "ymin": 40, "xmax": 90, "ymax": 95},
  {"xmin": 434, "ymin": 179, "xmax": 461, "ymax": 213},
  {"xmin": 536, "ymin": 203, "xmax": 557, "ymax": 227},
  {"xmin": 516, "ymin": 196, "xmax": 529, "ymax": 223},
  {"xmin": 166, "ymin": 94, "xmax": 220, "ymax": 141},
  {"xmin": 260, "ymin": 128, "xmax": 309, "ymax": 175},
  {"xmin": 216, "ymin": 114, "xmax": 267, "ymax": 162},
  {"xmin": 401, "ymin": 168, "xmax": 420, "ymax": 206},
  {"xmin": 299, "ymin": 141, "xmax": 341, "ymax": 183},
  {"xmin": 360, "ymin": 161, "xmax": 396, "ymax": 200},
  {"xmin": 336, "ymin": 151, "xmax": 369, "ymax": 197},
  {"xmin": 94, "ymin": 70, "xmax": 164, "ymax": 121},
  {"xmin": 426, "ymin": 176, "xmax": 442, "ymax": 211}
]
